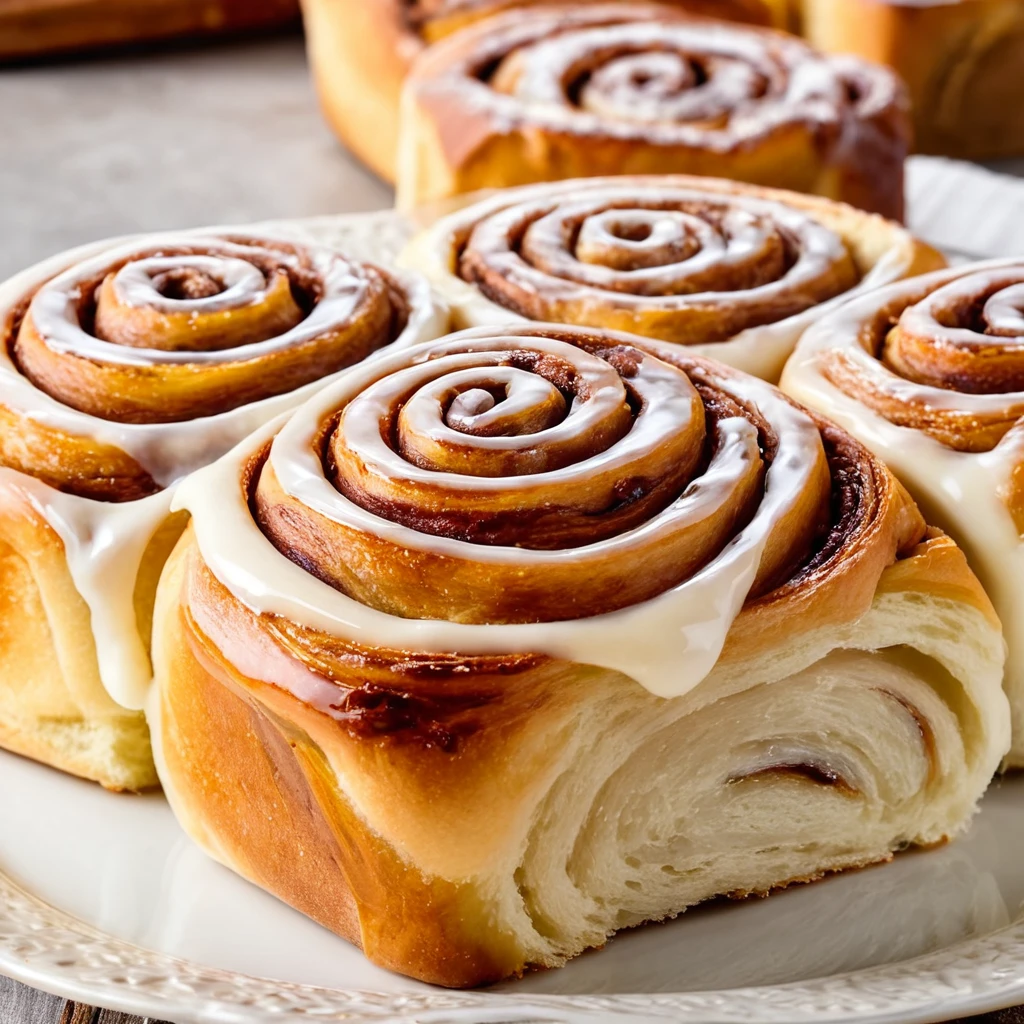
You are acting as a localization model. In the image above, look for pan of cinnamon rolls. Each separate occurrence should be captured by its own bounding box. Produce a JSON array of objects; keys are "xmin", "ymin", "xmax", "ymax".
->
[{"xmin": 2, "ymin": 168, "xmax": 1023, "ymax": 991}]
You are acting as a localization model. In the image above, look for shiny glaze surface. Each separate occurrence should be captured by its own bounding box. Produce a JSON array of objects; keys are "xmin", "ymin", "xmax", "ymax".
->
[{"xmin": 0, "ymin": 230, "xmax": 444, "ymax": 708}]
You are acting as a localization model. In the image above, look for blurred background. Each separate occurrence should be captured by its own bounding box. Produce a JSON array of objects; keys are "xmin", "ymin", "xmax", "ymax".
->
[
  {"xmin": 2, "ymin": 0, "xmax": 1023, "ymax": 280},
  {"xmin": 0, "ymin": 5, "xmax": 388, "ymax": 278}
]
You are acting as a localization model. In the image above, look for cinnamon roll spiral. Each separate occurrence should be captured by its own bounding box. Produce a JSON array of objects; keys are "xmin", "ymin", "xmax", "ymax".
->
[
  {"xmin": 300, "ymin": 0, "xmax": 774, "ymax": 181},
  {"xmin": 397, "ymin": 3, "xmax": 911, "ymax": 218},
  {"xmin": 783, "ymin": 259, "xmax": 1024, "ymax": 767},
  {"xmin": 402, "ymin": 176, "xmax": 942, "ymax": 381},
  {"xmin": 151, "ymin": 323, "xmax": 1008, "ymax": 986},
  {"xmin": 0, "ymin": 231, "xmax": 444, "ymax": 789}
]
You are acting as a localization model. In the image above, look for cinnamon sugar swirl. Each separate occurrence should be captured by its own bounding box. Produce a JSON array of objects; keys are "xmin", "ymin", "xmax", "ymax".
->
[
  {"xmin": 397, "ymin": 3, "xmax": 911, "ymax": 217},
  {"xmin": 784, "ymin": 259, "xmax": 1024, "ymax": 767},
  {"xmin": 300, "ymin": 0, "xmax": 775, "ymax": 181},
  {"xmin": 402, "ymin": 176, "xmax": 941, "ymax": 381}
]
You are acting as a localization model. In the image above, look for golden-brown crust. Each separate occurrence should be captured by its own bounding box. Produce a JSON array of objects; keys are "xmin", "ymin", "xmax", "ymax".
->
[
  {"xmin": 876, "ymin": 527, "xmax": 1002, "ymax": 628},
  {"xmin": 803, "ymin": 0, "xmax": 1024, "ymax": 159},
  {"xmin": 0, "ymin": 0, "xmax": 300, "ymax": 60},
  {"xmin": 149, "ymin": 322, "xmax": 1005, "ymax": 986},
  {"xmin": 0, "ymin": 233, "xmax": 437, "ymax": 788},
  {"xmin": 158, "ymin": 534, "xmax": 547, "ymax": 986},
  {"xmin": 300, "ymin": 0, "xmax": 774, "ymax": 182},
  {"xmin": 153, "ymin": 419, "xmax": 969, "ymax": 982},
  {"xmin": 397, "ymin": 3, "xmax": 910, "ymax": 216}
]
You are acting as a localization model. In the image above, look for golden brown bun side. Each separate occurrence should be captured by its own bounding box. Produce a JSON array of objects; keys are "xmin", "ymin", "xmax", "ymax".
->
[
  {"xmin": 396, "ymin": 3, "xmax": 910, "ymax": 216},
  {"xmin": 803, "ymin": 0, "xmax": 1024, "ymax": 160},
  {"xmin": 300, "ymin": 0, "xmax": 774, "ymax": 183},
  {"xmin": 300, "ymin": 0, "xmax": 418, "ymax": 182},
  {"xmin": 0, "ymin": 0, "xmax": 300, "ymax": 60},
  {"xmin": 151, "ymin": 323, "xmax": 1008, "ymax": 985},
  {"xmin": 400, "ymin": 175, "xmax": 944, "ymax": 382},
  {"xmin": 153, "ymin": 525, "xmax": 1007, "ymax": 985},
  {"xmin": 0, "ymin": 487, "xmax": 158, "ymax": 790}
]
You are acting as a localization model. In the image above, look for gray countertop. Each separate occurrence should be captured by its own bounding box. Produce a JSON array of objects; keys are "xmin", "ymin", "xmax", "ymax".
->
[{"xmin": 0, "ymin": 34, "xmax": 392, "ymax": 280}]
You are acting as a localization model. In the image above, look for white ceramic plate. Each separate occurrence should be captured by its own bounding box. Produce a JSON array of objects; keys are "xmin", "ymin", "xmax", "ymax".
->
[
  {"xmin": 4, "ymin": 183, "xmax": 1024, "ymax": 1024},
  {"xmin": 1, "ymin": 749, "xmax": 1023, "ymax": 1024}
]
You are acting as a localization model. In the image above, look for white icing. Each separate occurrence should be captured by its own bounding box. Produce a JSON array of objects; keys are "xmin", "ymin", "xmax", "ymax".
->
[
  {"xmin": 409, "ymin": 7, "xmax": 901, "ymax": 154},
  {"xmin": 399, "ymin": 176, "xmax": 924, "ymax": 383},
  {"xmin": 175, "ymin": 330, "xmax": 824, "ymax": 701},
  {"xmin": 29, "ymin": 237, "xmax": 384, "ymax": 367},
  {"xmin": 0, "ymin": 226, "xmax": 447, "ymax": 711},
  {"xmin": 781, "ymin": 258, "xmax": 1024, "ymax": 762}
]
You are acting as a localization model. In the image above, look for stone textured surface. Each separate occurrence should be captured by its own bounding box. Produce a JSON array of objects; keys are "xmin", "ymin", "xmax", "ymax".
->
[{"xmin": 0, "ymin": 35, "xmax": 391, "ymax": 280}]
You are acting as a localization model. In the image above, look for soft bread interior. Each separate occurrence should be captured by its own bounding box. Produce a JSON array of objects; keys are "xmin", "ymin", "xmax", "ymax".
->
[{"xmin": 152, "ymin": 530, "xmax": 1007, "ymax": 982}]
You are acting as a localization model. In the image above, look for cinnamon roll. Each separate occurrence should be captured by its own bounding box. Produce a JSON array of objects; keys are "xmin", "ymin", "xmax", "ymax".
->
[
  {"xmin": 300, "ymin": 0, "xmax": 775, "ymax": 182},
  {"xmin": 802, "ymin": 0, "xmax": 1024, "ymax": 160},
  {"xmin": 402, "ymin": 176, "xmax": 942, "ymax": 382},
  {"xmin": 0, "ymin": 0, "xmax": 300, "ymax": 60},
  {"xmin": 151, "ymin": 323, "xmax": 1008, "ymax": 987},
  {"xmin": 396, "ymin": 3, "xmax": 911, "ymax": 219},
  {"xmin": 783, "ymin": 259, "xmax": 1024, "ymax": 769},
  {"xmin": 0, "ymin": 232, "xmax": 444, "ymax": 790}
]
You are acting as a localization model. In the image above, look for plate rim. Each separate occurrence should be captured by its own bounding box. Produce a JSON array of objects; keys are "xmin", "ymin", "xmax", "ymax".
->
[{"xmin": 3, "ymin": 839, "xmax": 1024, "ymax": 1024}]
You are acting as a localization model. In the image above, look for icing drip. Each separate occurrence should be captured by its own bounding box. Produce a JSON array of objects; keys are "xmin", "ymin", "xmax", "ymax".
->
[
  {"xmin": 177, "ymin": 324, "xmax": 827, "ymax": 699},
  {"xmin": 0, "ymin": 229, "xmax": 446, "ymax": 710}
]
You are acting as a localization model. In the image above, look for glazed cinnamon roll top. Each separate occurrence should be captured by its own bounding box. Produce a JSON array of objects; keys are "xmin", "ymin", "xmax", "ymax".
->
[
  {"xmin": 0, "ymin": 233, "xmax": 437, "ymax": 501},
  {"xmin": 401, "ymin": 176, "xmax": 942, "ymax": 381},
  {"xmin": 248, "ymin": 324, "xmax": 922, "ymax": 635},
  {"xmin": 454, "ymin": 182, "xmax": 859, "ymax": 343},
  {"xmin": 807, "ymin": 261, "xmax": 1024, "ymax": 452},
  {"xmin": 400, "ymin": 3, "xmax": 910, "ymax": 217}
]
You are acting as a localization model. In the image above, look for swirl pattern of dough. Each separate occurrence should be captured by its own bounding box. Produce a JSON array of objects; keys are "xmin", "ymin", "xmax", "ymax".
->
[
  {"xmin": 0, "ymin": 231, "xmax": 444, "ymax": 789},
  {"xmin": 783, "ymin": 259, "xmax": 1024, "ymax": 767},
  {"xmin": 300, "ymin": 0, "xmax": 776, "ymax": 181},
  {"xmin": 402, "ymin": 176, "xmax": 943, "ymax": 381},
  {"xmin": 151, "ymin": 323, "xmax": 1008, "ymax": 986},
  {"xmin": 397, "ymin": 3, "xmax": 911, "ymax": 218}
]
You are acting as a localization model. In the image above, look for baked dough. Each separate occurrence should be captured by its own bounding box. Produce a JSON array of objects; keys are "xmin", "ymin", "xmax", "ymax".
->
[
  {"xmin": 0, "ymin": 231, "xmax": 444, "ymax": 789},
  {"xmin": 402, "ymin": 175, "xmax": 942, "ymax": 382},
  {"xmin": 300, "ymin": 0, "xmax": 777, "ymax": 181},
  {"xmin": 783, "ymin": 258, "xmax": 1024, "ymax": 767},
  {"xmin": 396, "ymin": 3, "xmax": 911, "ymax": 218}
]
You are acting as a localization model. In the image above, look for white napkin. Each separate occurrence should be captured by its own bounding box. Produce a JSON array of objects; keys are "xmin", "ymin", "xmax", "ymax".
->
[{"xmin": 908, "ymin": 156, "xmax": 1024, "ymax": 260}]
